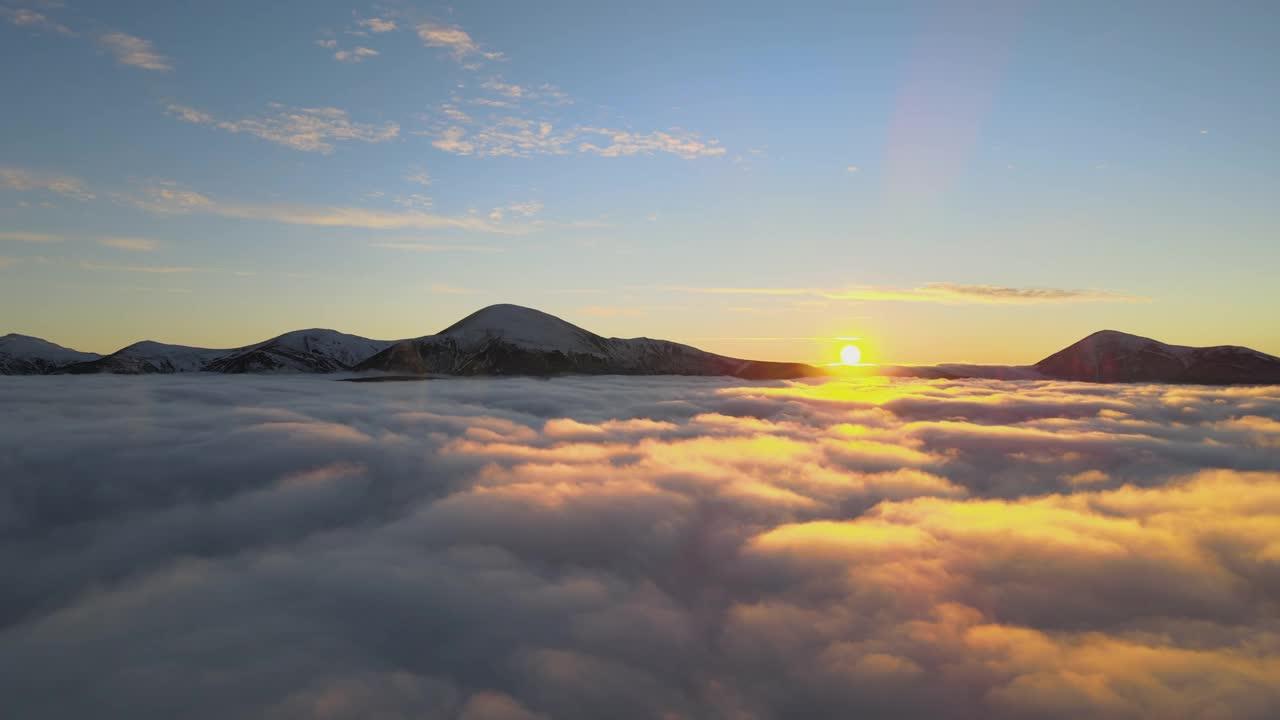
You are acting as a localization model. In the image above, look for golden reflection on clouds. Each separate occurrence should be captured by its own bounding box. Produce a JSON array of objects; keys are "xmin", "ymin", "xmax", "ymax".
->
[{"xmin": 5, "ymin": 375, "xmax": 1280, "ymax": 718}]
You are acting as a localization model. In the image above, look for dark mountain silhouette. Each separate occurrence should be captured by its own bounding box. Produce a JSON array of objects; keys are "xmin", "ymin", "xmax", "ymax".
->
[
  {"xmin": 1034, "ymin": 330, "xmax": 1280, "ymax": 384},
  {"xmin": 7, "ymin": 310, "xmax": 1279, "ymax": 384}
]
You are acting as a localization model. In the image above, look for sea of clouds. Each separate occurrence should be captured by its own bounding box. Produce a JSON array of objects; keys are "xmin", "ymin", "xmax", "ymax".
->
[{"xmin": 2, "ymin": 374, "xmax": 1279, "ymax": 719}]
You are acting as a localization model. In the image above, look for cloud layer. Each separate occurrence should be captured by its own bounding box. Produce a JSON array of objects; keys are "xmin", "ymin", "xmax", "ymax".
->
[
  {"xmin": 1, "ymin": 375, "xmax": 1278, "ymax": 719},
  {"xmin": 167, "ymin": 103, "xmax": 399, "ymax": 154}
]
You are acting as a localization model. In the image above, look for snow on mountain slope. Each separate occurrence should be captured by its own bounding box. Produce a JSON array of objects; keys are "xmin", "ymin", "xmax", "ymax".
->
[
  {"xmin": 57, "ymin": 329, "xmax": 399, "ymax": 374},
  {"xmin": 59, "ymin": 340, "xmax": 233, "ymax": 374},
  {"xmin": 437, "ymin": 304, "xmax": 613, "ymax": 354},
  {"xmin": 205, "ymin": 329, "xmax": 396, "ymax": 373},
  {"xmin": 0, "ymin": 334, "xmax": 102, "ymax": 374}
]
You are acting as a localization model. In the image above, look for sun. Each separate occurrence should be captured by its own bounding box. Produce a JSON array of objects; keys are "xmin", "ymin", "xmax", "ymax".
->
[{"xmin": 839, "ymin": 343, "xmax": 863, "ymax": 366}]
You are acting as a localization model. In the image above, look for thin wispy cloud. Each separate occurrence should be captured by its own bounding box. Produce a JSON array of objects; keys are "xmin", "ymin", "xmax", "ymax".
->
[
  {"xmin": 0, "ymin": 255, "xmax": 16, "ymax": 269},
  {"xmin": 832, "ymin": 282, "xmax": 1145, "ymax": 304},
  {"xmin": 425, "ymin": 118, "xmax": 724, "ymax": 159},
  {"xmin": 576, "ymin": 305, "xmax": 653, "ymax": 318},
  {"xmin": 488, "ymin": 200, "xmax": 544, "ymax": 221},
  {"xmin": 393, "ymin": 193, "xmax": 433, "ymax": 210},
  {"xmin": 99, "ymin": 31, "xmax": 172, "ymax": 71},
  {"xmin": 578, "ymin": 127, "xmax": 726, "ymax": 158},
  {"xmin": 479, "ymin": 78, "xmax": 571, "ymax": 105},
  {"xmin": 416, "ymin": 22, "xmax": 503, "ymax": 64},
  {"xmin": 128, "ymin": 183, "xmax": 517, "ymax": 234},
  {"xmin": 670, "ymin": 282, "xmax": 1145, "ymax": 304},
  {"xmin": 370, "ymin": 242, "xmax": 500, "ymax": 253},
  {"xmin": 79, "ymin": 260, "xmax": 195, "ymax": 273},
  {"xmin": 357, "ymin": 17, "xmax": 397, "ymax": 33},
  {"xmin": 2, "ymin": 7, "xmax": 74, "ymax": 36},
  {"xmin": 0, "ymin": 231, "xmax": 60, "ymax": 243},
  {"xmin": 98, "ymin": 236, "xmax": 159, "ymax": 251},
  {"xmin": 167, "ymin": 103, "xmax": 399, "ymax": 153},
  {"xmin": 129, "ymin": 285, "xmax": 192, "ymax": 293},
  {"xmin": 334, "ymin": 46, "xmax": 379, "ymax": 63},
  {"xmin": 0, "ymin": 166, "xmax": 94, "ymax": 200}
]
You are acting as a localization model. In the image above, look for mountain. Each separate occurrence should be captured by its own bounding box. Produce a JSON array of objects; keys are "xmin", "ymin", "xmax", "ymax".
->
[
  {"xmin": 57, "ymin": 340, "xmax": 230, "ymax": 374},
  {"xmin": 355, "ymin": 304, "xmax": 823, "ymax": 379},
  {"xmin": 1034, "ymin": 330, "xmax": 1280, "ymax": 384},
  {"xmin": 204, "ymin": 330, "xmax": 395, "ymax": 373},
  {"xmin": 871, "ymin": 364, "xmax": 1047, "ymax": 381},
  {"xmin": 0, "ymin": 334, "xmax": 102, "ymax": 375},
  {"xmin": 13, "ymin": 311, "xmax": 1278, "ymax": 384},
  {"xmin": 57, "ymin": 329, "xmax": 396, "ymax": 375}
]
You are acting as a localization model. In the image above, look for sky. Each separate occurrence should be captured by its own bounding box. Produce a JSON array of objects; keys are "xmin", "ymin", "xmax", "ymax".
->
[{"xmin": 1, "ymin": 0, "xmax": 1277, "ymax": 364}]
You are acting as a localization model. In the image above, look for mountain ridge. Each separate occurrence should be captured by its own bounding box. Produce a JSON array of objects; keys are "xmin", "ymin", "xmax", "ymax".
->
[
  {"xmin": 356, "ymin": 304, "xmax": 819, "ymax": 380},
  {"xmin": 4, "ymin": 310, "xmax": 1279, "ymax": 384}
]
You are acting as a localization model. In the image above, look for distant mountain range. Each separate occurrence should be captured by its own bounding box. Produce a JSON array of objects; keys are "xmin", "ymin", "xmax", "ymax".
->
[
  {"xmin": 876, "ymin": 330, "xmax": 1280, "ymax": 385},
  {"xmin": 3, "ymin": 305, "xmax": 820, "ymax": 380},
  {"xmin": 4, "ymin": 306, "xmax": 1279, "ymax": 384}
]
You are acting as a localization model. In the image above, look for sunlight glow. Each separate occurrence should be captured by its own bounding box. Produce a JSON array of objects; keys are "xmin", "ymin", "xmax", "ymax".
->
[{"xmin": 840, "ymin": 343, "xmax": 863, "ymax": 366}]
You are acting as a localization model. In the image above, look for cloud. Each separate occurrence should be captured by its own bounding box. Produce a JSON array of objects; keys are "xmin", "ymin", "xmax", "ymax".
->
[
  {"xmin": 393, "ymin": 193, "xmax": 433, "ymax": 210},
  {"xmin": 0, "ymin": 231, "xmax": 60, "ymax": 243},
  {"xmin": 405, "ymin": 167, "xmax": 432, "ymax": 186},
  {"xmin": 99, "ymin": 31, "xmax": 172, "ymax": 70},
  {"xmin": 479, "ymin": 79, "xmax": 571, "ymax": 105},
  {"xmin": 357, "ymin": 17, "xmax": 397, "ymax": 33},
  {"xmin": 371, "ymin": 242, "xmax": 500, "ymax": 253},
  {"xmin": 426, "ymin": 120, "xmax": 724, "ymax": 160},
  {"xmin": 127, "ymin": 182, "xmax": 513, "ymax": 234},
  {"xmin": 2, "ymin": 376, "xmax": 1277, "ymax": 719},
  {"xmin": 576, "ymin": 306, "xmax": 651, "ymax": 319},
  {"xmin": 3, "ymin": 7, "xmax": 74, "ymax": 35},
  {"xmin": 489, "ymin": 201, "xmax": 544, "ymax": 221},
  {"xmin": 0, "ymin": 255, "xmax": 16, "ymax": 269},
  {"xmin": 837, "ymin": 282, "xmax": 1144, "ymax": 304},
  {"xmin": 167, "ymin": 103, "xmax": 399, "ymax": 154},
  {"xmin": 670, "ymin": 282, "xmax": 1144, "ymax": 304},
  {"xmin": 334, "ymin": 47, "xmax": 379, "ymax": 63},
  {"xmin": 577, "ymin": 128, "xmax": 726, "ymax": 159},
  {"xmin": 416, "ymin": 22, "xmax": 502, "ymax": 64},
  {"xmin": 79, "ymin": 260, "xmax": 194, "ymax": 273},
  {"xmin": 0, "ymin": 166, "xmax": 94, "ymax": 200},
  {"xmin": 98, "ymin": 236, "xmax": 159, "ymax": 251}
]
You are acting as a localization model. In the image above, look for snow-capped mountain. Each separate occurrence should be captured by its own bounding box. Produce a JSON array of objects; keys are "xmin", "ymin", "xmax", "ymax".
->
[
  {"xmin": 57, "ymin": 329, "xmax": 398, "ymax": 375},
  {"xmin": 0, "ymin": 334, "xmax": 101, "ymax": 375},
  {"xmin": 1034, "ymin": 330, "xmax": 1280, "ymax": 384},
  {"xmin": 58, "ymin": 340, "xmax": 231, "ymax": 374},
  {"xmin": 355, "ymin": 304, "xmax": 823, "ymax": 379},
  {"xmin": 205, "ymin": 330, "xmax": 396, "ymax": 373},
  {"xmin": 10, "ymin": 311, "xmax": 1279, "ymax": 384}
]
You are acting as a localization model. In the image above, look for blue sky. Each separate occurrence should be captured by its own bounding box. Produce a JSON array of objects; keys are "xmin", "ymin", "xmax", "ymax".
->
[{"xmin": 2, "ymin": 0, "xmax": 1277, "ymax": 363}]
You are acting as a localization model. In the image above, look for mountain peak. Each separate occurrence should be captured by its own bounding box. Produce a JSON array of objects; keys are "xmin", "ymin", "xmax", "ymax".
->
[
  {"xmin": 0, "ymin": 333, "xmax": 102, "ymax": 374},
  {"xmin": 437, "ymin": 303, "xmax": 606, "ymax": 353},
  {"xmin": 1036, "ymin": 330, "xmax": 1280, "ymax": 384}
]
